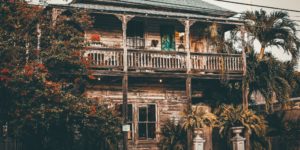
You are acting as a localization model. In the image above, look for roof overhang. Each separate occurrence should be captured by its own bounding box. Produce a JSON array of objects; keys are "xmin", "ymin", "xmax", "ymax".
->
[{"xmin": 50, "ymin": 3, "xmax": 244, "ymax": 26}]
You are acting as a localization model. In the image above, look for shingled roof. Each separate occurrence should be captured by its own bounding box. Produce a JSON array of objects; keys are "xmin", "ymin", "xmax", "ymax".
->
[{"xmin": 83, "ymin": 0, "xmax": 236, "ymax": 17}]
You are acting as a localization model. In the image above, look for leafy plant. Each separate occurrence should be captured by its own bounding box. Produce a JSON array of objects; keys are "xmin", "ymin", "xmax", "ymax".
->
[
  {"xmin": 182, "ymin": 105, "xmax": 217, "ymax": 130},
  {"xmin": 215, "ymin": 104, "xmax": 268, "ymax": 149},
  {"xmin": 159, "ymin": 119, "xmax": 187, "ymax": 150}
]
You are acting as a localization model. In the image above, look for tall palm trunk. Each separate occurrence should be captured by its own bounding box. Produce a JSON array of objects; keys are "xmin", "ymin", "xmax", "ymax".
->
[{"xmin": 258, "ymin": 45, "xmax": 266, "ymax": 60}]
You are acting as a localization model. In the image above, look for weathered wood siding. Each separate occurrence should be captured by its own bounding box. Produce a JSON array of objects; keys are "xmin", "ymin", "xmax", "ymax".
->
[
  {"xmin": 85, "ymin": 81, "xmax": 216, "ymax": 150},
  {"xmin": 85, "ymin": 83, "xmax": 189, "ymax": 150},
  {"xmin": 84, "ymin": 14, "xmax": 210, "ymax": 52}
]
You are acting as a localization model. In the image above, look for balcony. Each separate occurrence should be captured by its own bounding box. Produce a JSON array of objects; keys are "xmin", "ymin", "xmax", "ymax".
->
[{"xmin": 84, "ymin": 48, "xmax": 243, "ymax": 78}]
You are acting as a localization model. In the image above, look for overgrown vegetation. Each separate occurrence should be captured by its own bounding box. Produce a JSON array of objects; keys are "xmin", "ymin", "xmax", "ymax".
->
[{"xmin": 0, "ymin": 1, "xmax": 122, "ymax": 150}]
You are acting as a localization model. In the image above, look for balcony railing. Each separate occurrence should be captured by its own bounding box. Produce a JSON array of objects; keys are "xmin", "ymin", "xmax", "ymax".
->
[
  {"xmin": 128, "ymin": 50, "xmax": 186, "ymax": 71},
  {"xmin": 84, "ymin": 49, "xmax": 243, "ymax": 74},
  {"xmin": 191, "ymin": 53, "xmax": 243, "ymax": 72}
]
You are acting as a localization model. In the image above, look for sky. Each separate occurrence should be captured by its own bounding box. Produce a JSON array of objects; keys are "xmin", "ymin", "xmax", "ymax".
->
[{"xmin": 203, "ymin": 0, "xmax": 300, "ymax": 71}]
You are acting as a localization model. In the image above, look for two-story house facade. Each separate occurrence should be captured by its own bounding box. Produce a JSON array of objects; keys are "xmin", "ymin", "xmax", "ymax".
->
[{"xmin": 48, "ymin": 0, "xmax": 246, "ymax": 149}]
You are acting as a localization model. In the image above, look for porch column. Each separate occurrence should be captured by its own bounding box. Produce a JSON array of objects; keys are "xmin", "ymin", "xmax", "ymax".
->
[
  {"xmin": 116, "ymin": 14, "xmax": 134, "ymax": 150},
  {"xmin": 186, "ymin": 76, "xmax": 192, "ymax": 150},
  {"xmin": 241, "ymin": 25, "xmax": 248, "ymax": 110},
  {"xmin": 116, "ymin": 15, "xmax": 134, "ymax": 72},
  {"xmin": 240, "ymin": 25, "xmax": 250, "ymax": 150},
  {"xmin": 182, "ymin": 20, "xmax": 196, "ymax": 73}
]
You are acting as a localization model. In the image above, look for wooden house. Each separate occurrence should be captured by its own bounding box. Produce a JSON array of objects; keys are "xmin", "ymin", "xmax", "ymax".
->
[{"xmin": 50, "ymin": 0, "xmax": 247, "ymax": 149}]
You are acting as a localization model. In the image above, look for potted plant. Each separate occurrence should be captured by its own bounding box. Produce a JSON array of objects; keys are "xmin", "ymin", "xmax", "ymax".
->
[
  {"xmin": 215, "ymin": 104, "xmax": 268, "ymax": 150},
  {"xmin": 182, "ymin": 105, "xmax": 217, "ymax": 150},
  {"xmin": 89, "ymin": 33, "xmax": 101, "ymax": 46}
]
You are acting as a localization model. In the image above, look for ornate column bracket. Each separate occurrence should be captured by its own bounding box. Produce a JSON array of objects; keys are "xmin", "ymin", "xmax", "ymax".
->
[{"xmin": 115, "ymin": 14, "xmax": 135, "ymax": 72}]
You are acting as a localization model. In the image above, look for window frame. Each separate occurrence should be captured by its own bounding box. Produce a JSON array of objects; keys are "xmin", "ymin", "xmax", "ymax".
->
[{"xmin": 137, "ymin": 104, "xmax": 157, "ymax": 140}]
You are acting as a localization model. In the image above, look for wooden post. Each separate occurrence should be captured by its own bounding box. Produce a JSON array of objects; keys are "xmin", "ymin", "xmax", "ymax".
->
[
  {"xmin": 122, "ymin": 15, "xmax": 128, "ymax": 72},
  {"xmin": 115, "ymin": 14, "xmax": 134, "ymax": 71},
  {"xmin": 186, "ymin": 76, "xmax": 192, "ymax": 150},
  {"xmin": 183, "ymin": 20, "xmax": 195, "ymax": 73},
  {"xmin": 179, "ymin": 20, "xmax": 195, "ymax": 73},
  {"xmin": 241, "ymin": 25, "xmax": 248, "ymax": 110},
  {"xmin": 241, "ymin": 25, "xmax": 250, "ymax": 150},
  {"xmin": 116, "ymin": 14, "xmax": 133, "ymax": 150},
  {"xmin": 122, "ymin": 74, "xmax": 128, "ymax": 150}
]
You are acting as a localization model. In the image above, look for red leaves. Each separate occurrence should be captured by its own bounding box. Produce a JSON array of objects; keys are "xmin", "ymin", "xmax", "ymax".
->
[
  {"xmin": 89, "ymin": 105, "xmax": 97, "ymax": 115},
  {"xmin": 90, "ymin": 34, "xmax": 100, "ymax": 41},
  {"xmin": 24, "ymin": 65, "xmax": 34, "ymax": 76},
  {"xmin": 88, "ymin": 75, "xmax": 96, "ymax": 80},
  {"xmin": 1, "ymin": 68, "xmax": 10, "ymax": 74}
]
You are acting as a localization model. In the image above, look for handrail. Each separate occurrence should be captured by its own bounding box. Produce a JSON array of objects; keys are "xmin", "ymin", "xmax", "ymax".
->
[{"xmin": 83, "ymin": 49, "xmax": 243, "ymax": 72}]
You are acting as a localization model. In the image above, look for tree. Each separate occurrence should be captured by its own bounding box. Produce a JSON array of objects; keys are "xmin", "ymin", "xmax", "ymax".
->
[
  {"xmin": 241, "ymin": 10, "xmax": 300, "ymax": 61},
  {"xmin": 246, "ymin": 51, "xmax": 295, "ymax": 112},
  {"xmin": 0, "ymin": 2, "xmax": 122, "ymax": 150}
]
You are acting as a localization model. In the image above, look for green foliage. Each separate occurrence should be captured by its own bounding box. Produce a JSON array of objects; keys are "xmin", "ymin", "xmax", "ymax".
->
[
  {"xmin": 216, "ymin": 105, "xmax": 267, "ymax": 137},
  {"xmin": 215, "ymin": 105, "xmax": 268, "ymax": 149},
  {"xmin": 267, "ymin": 111, "xmax": 300, "ymax": 150},
  {"xmin": 246, "ymin": 51, "xmax": 297, "ymax": 111},
  {"xmin": 159, "ymin": 119, "xmax": 187, "ymax": 150},
  {"xmin": 241, "ymin": 10, "xmax": 300, "ymax": 61},
  {"xmin": 182, "ymin": 106, "xmax": 217, "ymax": 130},
  {"xmin": 0, "ymin": 2, "xmax": 122, "ymax": 150}
]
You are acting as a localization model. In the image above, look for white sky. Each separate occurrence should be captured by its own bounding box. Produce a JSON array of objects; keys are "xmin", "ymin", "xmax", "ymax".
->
[{"xmin": 203, "ymin": 0, "xmax": 300, "ymax": 71}]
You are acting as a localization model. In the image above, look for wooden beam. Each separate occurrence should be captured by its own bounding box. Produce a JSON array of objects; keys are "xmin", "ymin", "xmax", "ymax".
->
[
  {"xmin": 122, "ymin": 74, "xmax": 128, "ymax": 150},
  {"xmin": 179, "ymin": 20, "xmax": 196, "ymax": 73},
  {"xmin": 241, "ymin": 26, "xmax": 248, "ymax": 110},
  {"xmin": 115, "ymin": 14, "xmax": 134, "ymax": 72},
  {"xmin": 186, "ymin": 76, "xmax": 192, "ymax": 150}
]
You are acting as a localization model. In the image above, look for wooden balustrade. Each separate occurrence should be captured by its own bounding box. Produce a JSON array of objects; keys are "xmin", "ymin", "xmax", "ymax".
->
[
  {"xmin": 191, "ymin": 53, "xmax": 243, "ymax": 72},
  {"xmin": 84, "ymin": 49, "xmax": 243, "ymax": 73},
  {"xmin": 84, "ymin": 49, "xmax": 123, "ymax": 68},
  {"xmin": 127, "ymin": 50, "xmax": 186, "ymax": 71}
]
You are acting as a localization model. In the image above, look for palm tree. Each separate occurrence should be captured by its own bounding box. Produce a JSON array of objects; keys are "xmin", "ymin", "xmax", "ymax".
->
[
  {"xmin": 246, "ymin": 51, "xmax": 293, "ymax": 112},
  {"xmin": 241, "ymin": 10, "xmax": 300, "ymax": 61}
]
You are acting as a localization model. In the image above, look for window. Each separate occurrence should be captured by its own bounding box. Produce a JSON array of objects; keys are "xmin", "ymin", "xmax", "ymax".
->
[
  {"xmin": 119, "ymin": 104, "xmax": 133, "ymax": 140},
  {"xmin": 138, "ymin": 104, "xmax": 156, "ymax": 139}
]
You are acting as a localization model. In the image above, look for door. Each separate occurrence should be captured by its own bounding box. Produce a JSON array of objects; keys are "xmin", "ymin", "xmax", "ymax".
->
[{"xmin": 160, "ymin": 25, "xmax": 175, "ymax": 51}]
